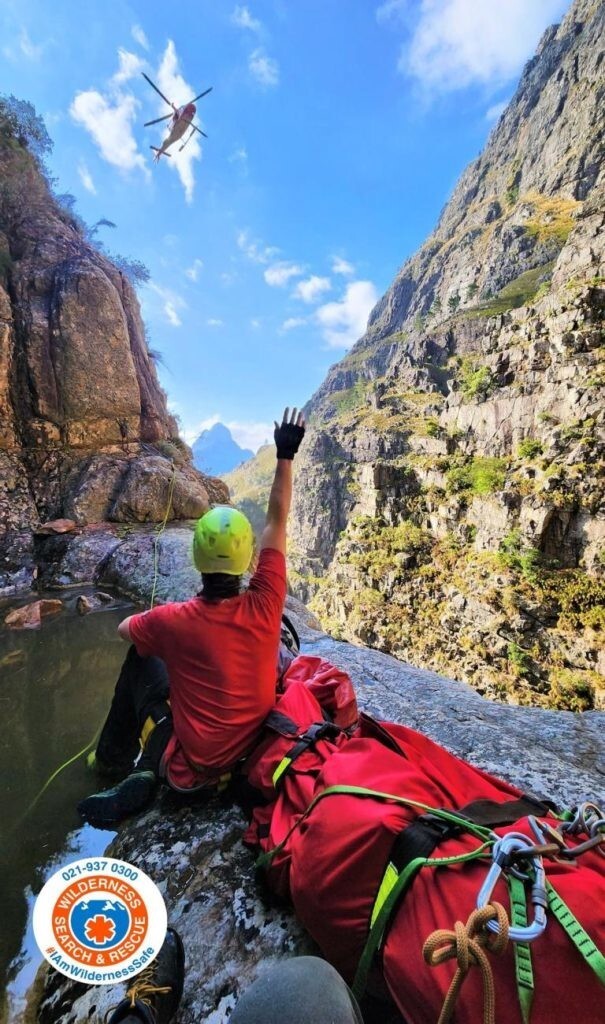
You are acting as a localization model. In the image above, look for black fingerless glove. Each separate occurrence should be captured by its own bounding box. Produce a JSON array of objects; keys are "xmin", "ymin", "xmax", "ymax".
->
[{"xmin": 274, "ymin": 421, "xmax": 305, "ymax": 460}]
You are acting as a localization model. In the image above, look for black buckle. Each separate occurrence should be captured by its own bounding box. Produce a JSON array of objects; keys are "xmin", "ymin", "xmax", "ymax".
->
[{"xmin": 418, "ymin": 812, "xmax": 464, "ymax": 842}]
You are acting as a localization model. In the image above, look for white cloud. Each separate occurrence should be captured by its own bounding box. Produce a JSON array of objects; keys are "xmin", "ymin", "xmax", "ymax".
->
[
  {"xmin": 207, "ymin": 318, "xmax": 224, "ymax": 327},
  {"xmin": 376, "ymin": 0, "xmax": 408, "ymax": 23},
  {"xmin": 281, "ymin": 317, "xmax": 307, "ymax": 331},
  {"xmin": 131, "ymin": 24, "xmax": 150, "ymax": 50},
  {"xmin": 183, "ymin": 414, "xmax": 272, "ymax": 453},
  {"xmin": 77, "ymin": 161, "xmax": 97, "ymax": 194},
  {"xmin": 229, "ymin": 146, "xmax": 249, "ymax": 164},
  {"xmin": 185, "ymin": 258, "xmax": 204, "ymax": 281},
  {"xmin": 315, "ymin": 280, "xmax": 378, "ymax": 349},
  {"xmin": 228, "ymin": 420, "xmax": 273, "ymax": 451},
  {"xmin": 293, "ymin": 275, "xmax": 332, "ymax": 304},
  {"xmin": 148, "ymin": 282, "xmax": 186, "ymax": 327},
  {"xmin": 231, "ymin": 5, "xmax": 262, "ymax": 32},
  {"xmin": 112, "ymin": 48, "xmax": 145, "ymax": 85},
  {"xmin": 237, "ymin": 229, "xmax": 279, "ymax": 265},
  {"xmin": 70, "ymin": 89, "xmax": 147, "ymax": 174},
  {"xmin": 249, "ymin": 48, "xmax": 279, "ymax": 87},
  {"xmin": 19, "ymin": 28, "xmax": 44, "ymax": 60},
  {"xmin": 156, "ymin": 40, "xmax": 203, "ymax": 203},
  {"xmin": 397, "ymin": 0, "xmax": 567, "ymax": 92},
  {"xmin": 165, "ymin": 304, "xmax": 182, "ymax": 326},
  {"xmin": 264, "ymin": 261, "xmax": 304, "ymax": 287},
  {"xmin": 485, "ymin": 100, "xmax": 508, "ymax": 122},
  {"xmin": 250, "ymin": 318, "xmax": 261, "ymax": 329},
  {"xmin": 332, "ymin": 256, "xmax": 355, "ymax": 276}
]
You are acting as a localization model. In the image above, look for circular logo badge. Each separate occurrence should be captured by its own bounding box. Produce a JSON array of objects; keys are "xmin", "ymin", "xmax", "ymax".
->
[{"xmin": 33, "ymin": 858, "xmax": 167, "ymax": 985}]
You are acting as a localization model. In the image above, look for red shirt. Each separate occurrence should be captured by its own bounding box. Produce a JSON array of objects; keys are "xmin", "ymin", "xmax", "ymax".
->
[{"xmin": 128, "ymin": 548, "xmax": 286, "ymax": 790}]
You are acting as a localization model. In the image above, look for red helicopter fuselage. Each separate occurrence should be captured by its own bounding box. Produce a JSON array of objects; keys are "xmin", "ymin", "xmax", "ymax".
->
[
  {"xmin": 154, "ymin": 103, "xmax": 198, "ymax": 160},
  {"xmin": 171, "ymin": 102, "xmax": 197, "ymax": 134}
]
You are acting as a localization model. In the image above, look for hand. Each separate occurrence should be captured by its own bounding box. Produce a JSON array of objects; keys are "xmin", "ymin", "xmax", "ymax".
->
[{"xmin": 274, "ymin": 407, "xmax": 306, "ymax": 460}]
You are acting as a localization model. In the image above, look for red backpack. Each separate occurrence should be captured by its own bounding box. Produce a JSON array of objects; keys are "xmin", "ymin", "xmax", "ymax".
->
[{"xmin": 244, "ymin": 656, "xmax": 605, "ymax": 1024}]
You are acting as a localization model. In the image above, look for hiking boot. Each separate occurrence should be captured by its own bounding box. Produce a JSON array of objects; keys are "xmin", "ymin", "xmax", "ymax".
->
[
  {"xmin": 77, "ymin": 770, "xmax": 157, "ymax": 829},
  {"xmin": 106, "ymin": 928, "xmax": 184, "ymax": 1024}
]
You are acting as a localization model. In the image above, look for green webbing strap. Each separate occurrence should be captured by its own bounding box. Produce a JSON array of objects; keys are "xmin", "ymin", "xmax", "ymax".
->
[
  {"xmin": 255, "ymin": 783, "xmax": 495, "ymax": 872},
  {"xmin": 546, "ymin": 881, "xmax": 605, "ymax": 986},
  {"xmin": 272, "ymin": 756, "xmax": 293, "ymax": 788},
  {"xmin": 351, "ymin": 840, "xmax": 494, "ymax": 1000},
  {"xmin": 509, "ymin": 875, "xmax": 534, "ymax": 1024}
]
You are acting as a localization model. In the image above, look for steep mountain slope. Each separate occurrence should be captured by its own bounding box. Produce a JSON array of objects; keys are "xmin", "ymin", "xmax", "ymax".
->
[
  {"xmin": 223, "ymin": 444, "xmax": 275, "ymax": 537},
  {"xmin": 192, "ymin": 422, "xmax": 253, "ymax": 476},
  {"xmin": 0, "ymin": 108, "xmax": 226, "ymax": 595},
  {"xmin": 289, "ymin": 0, "xmax": 605, "ymax": 709}
]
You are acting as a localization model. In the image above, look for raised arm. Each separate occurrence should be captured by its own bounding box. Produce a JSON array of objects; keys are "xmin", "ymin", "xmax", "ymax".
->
[{"xmin": 260, "ymin": 407, "xmax": 305, "ymax": 555}]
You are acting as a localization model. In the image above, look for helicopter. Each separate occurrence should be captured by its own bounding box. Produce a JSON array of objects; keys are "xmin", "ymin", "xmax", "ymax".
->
[{"xmin": 142, "ymin": 72, "xmax": 212, "ymax": 162}]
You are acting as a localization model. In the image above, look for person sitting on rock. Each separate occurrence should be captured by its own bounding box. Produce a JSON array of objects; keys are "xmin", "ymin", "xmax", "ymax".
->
[{"xmin": 77, "ymin": 407, "xmax": 305, "ymax": 829}]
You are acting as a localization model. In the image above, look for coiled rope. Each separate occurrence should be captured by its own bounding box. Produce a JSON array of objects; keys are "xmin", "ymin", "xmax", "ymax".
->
[{"xmin": 422, "ymin": 901, "xmax": 510, "ymax": 1024}]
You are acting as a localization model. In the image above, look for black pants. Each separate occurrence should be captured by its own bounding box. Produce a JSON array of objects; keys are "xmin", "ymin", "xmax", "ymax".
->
[{"xmin": 96, "ymin": 646, "xmax": 173, "ymax": 775}]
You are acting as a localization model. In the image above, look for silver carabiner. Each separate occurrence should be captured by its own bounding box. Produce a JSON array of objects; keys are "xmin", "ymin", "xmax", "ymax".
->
[
  {"xmin": 476, "ymin": 833, "xmax": 548, "ymax": 942},
  {"xmin": 562, "ymin": 802, "xmax": 604, "ymax": 837}
]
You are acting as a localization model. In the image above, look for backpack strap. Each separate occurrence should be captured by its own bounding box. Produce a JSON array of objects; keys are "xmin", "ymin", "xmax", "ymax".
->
[
  {"xmin": 272, "ymin": 721, "xmax": 342, "ymax": 788},
  {"xmin": 458, "ymin": 794, "xmax": 558, "ymax": 827},
  {"xmin": 281, "ymin": 612, "xmax": 301, "ymax": 653},
  {"xmin": 263, "ymin": 710, "xmax": 300, "ymax": 737}
]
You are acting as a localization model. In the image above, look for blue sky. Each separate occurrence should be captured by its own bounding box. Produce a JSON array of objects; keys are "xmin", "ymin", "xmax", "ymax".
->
[{"xmin": 2, "ymin": 0, "xmax": 569, "ymax": 450}]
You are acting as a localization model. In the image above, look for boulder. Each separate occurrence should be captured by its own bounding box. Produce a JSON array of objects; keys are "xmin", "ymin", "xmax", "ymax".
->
[
  {"xmin": 0, "ymin": 531, "xmax": 37, "ymax": 598},
  {"xmin": 34, "ymin": 519, "xmax": 76, "ymax": 535},
  {"xmin": 75, "ymin": 593, "xmax": 114, "ymax": 615},
  {"xmin": 63, "ymin": 455, "xmax": 130, "ymax": 524},
  {"xmin": 100, "ymin": 528, "xmax": 201, "ymax": 605},
  {"xmin": 109, "ymin": 457, "xmax": 210, "ymax": 523},
  {"xmin": 36, "ymin": 528, "xmax": 122, "ymax": 588},
  {"xmin": 4, "ymin": 598, "xmax": 63, "ymax": 630}
]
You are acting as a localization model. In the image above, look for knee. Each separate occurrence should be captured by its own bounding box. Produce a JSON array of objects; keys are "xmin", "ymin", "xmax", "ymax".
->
[{"xmin": 230, "ymin": 957, "xmax": 362, "ymax": 1024}]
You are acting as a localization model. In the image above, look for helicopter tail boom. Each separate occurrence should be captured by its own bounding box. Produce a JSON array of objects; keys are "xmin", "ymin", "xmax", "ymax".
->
[{"xmin": 150, "ymin": 146, "xmax": 172, "ymax": 161}]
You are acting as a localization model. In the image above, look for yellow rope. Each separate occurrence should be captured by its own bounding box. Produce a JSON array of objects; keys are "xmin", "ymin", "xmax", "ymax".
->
[
  {"xmin": 2, "ymin": 725, "xmax": 102, "ymax": 846},
  {"xmin": 150, "ymin": 462, "xmax": 176, "ymax": 609},
  {"xmin": 422, "ymin": 902, "xmax": 510, "ymax": 1024}
]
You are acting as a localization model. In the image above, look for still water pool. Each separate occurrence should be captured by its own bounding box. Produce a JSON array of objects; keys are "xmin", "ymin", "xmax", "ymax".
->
[{"xmin": 0, "ymin": 594, "xmax": 134, "ymax": 1019}]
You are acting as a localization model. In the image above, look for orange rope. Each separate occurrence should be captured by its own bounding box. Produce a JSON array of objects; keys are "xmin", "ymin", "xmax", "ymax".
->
[{"xmin": 422, "ymin": 902, "xmax": 510, "ymax": 1024}]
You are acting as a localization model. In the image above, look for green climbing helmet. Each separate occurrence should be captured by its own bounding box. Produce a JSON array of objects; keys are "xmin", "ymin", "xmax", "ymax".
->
[{"xmin": 192, "ymin": 506, "xmax": 254, "ymax": 575}]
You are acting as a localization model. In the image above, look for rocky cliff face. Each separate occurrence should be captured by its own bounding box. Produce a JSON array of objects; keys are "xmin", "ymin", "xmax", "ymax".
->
[
  {"xmin": 289, "ymin": 0, "xmax": 605, "ymax": 709},
  {"xmin": 0, "ymin": 114, "xmax": 227, "ymax": 596}
]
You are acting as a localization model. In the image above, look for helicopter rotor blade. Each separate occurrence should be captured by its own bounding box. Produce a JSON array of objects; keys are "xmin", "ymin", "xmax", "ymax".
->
[
  {"xmin": 144, "ymin": 114, "xmax": 173, "ymax": 127},
  {"xmin": 141, "ymin": 72, "xmax": 173, "ymax": 109},
  {"xmin": 187, "ymin": 87, "xmax": 213, "ymax": 105},
  {"xmin": 191, "ymin": 123, "xmax": 208, "ymax": 139}
]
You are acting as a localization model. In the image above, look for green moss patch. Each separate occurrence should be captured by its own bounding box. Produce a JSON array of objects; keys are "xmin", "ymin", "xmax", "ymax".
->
[{"xmin": 446, "ymin": 457, "xmax": 507, "ymax": 495}]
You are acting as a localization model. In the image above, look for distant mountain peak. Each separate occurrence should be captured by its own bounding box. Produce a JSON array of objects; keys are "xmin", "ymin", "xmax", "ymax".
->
[{"xmin": 191, "ymin": 422, "xmax": 253, "ymax": 477}]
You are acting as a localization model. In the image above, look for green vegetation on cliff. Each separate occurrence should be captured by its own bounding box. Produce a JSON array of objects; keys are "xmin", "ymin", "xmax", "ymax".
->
[
  {"xmin": 311, "ymin": 516, "xmax": 605, "ymax": 711},
  {"xmin": 222, "ymin": 445, "xmax": 274, "ymax": 538}
]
